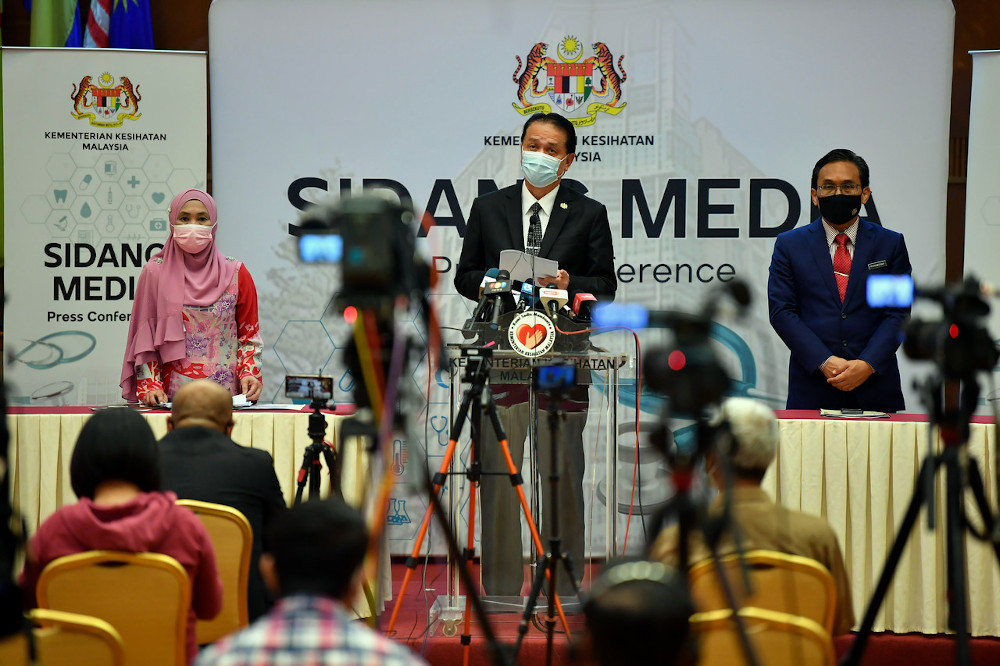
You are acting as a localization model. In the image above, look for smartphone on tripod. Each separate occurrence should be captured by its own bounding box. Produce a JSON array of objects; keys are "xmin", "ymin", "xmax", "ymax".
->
[{"xmin": 285, "ymin": 374, "xmax": 334, "ymax": 403}]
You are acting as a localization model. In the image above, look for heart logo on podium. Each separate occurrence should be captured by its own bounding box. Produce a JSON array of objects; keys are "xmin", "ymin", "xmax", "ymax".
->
[{"xmin": 516, "ymin": 323, "xmax": 548, "ymax": 350}]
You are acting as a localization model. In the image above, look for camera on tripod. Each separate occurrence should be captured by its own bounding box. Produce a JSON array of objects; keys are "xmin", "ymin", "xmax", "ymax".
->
[
  {"xmin": 533, "ymin": 362, "xmax": 576, "ymax": 395},
  {"xmin": 292, "ymin": 194, "xmax": 428, "ymax": 314},
  {"xmin": 868, "ymin": 274, "xmax": 999, "ymax": 378}
]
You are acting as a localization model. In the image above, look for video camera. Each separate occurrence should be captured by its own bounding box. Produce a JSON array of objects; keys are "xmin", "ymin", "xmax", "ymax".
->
[
  {"xmin": 292, "ymin": 194, "xmax": 429, "ymax": 314},
  {"xmin": 868, "ymin": 274, "xmax": 999, "ymax": 379}
]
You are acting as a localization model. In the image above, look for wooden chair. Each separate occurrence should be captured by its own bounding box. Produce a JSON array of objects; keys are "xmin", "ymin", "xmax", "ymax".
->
[
  {"xmin": 176, "ymin": 499, "xmax": 252, "ymax": 644},
  {"xmin": 690, "ymin": 607, "xmax": 835, "ymax": 666},
  {"xmin": 36, "ymin": 550, "xmax": 190, "ymax": 666},
  {"xmin": 687, "ymin": 549, "xmax": 837, "ymax": 633}
]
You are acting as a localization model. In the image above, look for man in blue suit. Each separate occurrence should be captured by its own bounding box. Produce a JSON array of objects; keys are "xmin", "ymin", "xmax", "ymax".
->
[{"xmin": 768, "ymin": 149, "xmax": 911, "ymax": 411}]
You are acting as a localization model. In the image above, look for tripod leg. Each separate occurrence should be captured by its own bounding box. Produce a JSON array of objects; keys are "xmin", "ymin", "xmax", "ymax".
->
[
  {"xmin": 964, "ymin": 457, "xmax": 1000, "ymax": 567},
  {"xmin": 842, "ymin": 454, "xmax": 938, "ymax": 666},
  {"xmin": 293, "ymin": 446, "xmax": 319, "ymax": 507},
  {"xmin": 486, "ymin": 405, "xmax": 572, "ymax": 637},
  {"xmin": 514, "ymin": 545, "xmax": 552, "ymax": 653},
  {"xmin": 943, "ymin": 447, "xmax": 970, "ymax": 664},
  {"xmin": 461, "ymin": 440, "xmax": 479, "ymax": 666},
  {"xmin": 386, "ymin": 435, "xmax": 462, "ymax": 634}
]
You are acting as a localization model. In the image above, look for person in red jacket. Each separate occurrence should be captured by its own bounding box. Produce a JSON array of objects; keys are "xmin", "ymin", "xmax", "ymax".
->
[{"xmin": 20, "ymin": 408, "xmax": 222, "ymax": 663}]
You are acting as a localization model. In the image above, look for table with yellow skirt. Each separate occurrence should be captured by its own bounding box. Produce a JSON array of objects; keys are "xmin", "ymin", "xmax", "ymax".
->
[{"xmin": 767, "ymin": 411, "xmax": 1000, "ymax": 636}]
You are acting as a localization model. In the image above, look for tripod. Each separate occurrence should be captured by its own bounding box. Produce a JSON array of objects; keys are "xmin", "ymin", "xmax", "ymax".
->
[
  {"xmin": 842, "ymin": 376, "xmax": 1000, "ymax": 666},
  {"xmin": 293, "ymin": 397, "xmax": 341, "ymax": 506},
  {"xmin": 512, "ymin": 387, "xmax": 581, "ymax": 665},
  {"xmin": 385, "ymin": 348, "xmax": 571, "ymax": 657}
]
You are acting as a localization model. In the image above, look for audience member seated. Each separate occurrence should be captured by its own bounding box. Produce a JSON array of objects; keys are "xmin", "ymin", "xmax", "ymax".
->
[
  {"xmin": 19, "ymin": 408, "xmax": 222, "ymax": 663},
  {"xmin": 194, "ymin": 496, "xmax": 427, "ymax": 666},
  {"xmin": 572, "ymin": 558, "xmax": 696, "ymax": 666},
  {"xmin": 650, "ymin": 397, "xmax": 855, "ymax": 635},
  {"xmin": 159, "ymin": 379, "xmax": 287, "ymax": 621}
]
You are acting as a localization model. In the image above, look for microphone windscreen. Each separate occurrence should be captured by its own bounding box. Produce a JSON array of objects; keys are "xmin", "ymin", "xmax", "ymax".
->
[{"xmin": 573, "ymin": 292, "xmax": 597, "ymax": 316}]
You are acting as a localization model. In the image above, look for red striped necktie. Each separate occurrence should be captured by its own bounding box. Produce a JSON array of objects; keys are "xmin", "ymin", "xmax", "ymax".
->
[{"xmin": 834, "ymin": 233, "xmax": 851, "ymax": 302}]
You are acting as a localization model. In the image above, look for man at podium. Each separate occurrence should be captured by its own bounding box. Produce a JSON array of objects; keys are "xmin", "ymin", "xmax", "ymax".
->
[{"xmin": 455, "ymin": 112, "xmax": 616, "ymax": 596}]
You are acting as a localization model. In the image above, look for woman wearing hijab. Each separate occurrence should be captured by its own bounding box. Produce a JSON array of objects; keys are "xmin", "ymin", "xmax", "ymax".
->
[{"xmin": 120, "ymin": 189, "xmax": 263, "ymax": 406}]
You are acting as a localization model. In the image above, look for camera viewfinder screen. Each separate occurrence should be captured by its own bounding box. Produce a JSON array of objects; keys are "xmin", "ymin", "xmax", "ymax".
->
[
  {"xmin": 299, "ymin": 234, "xmax": 343, "ymax": 264},
  {"xmin": 867, "ymin": 274, "xmax": 914, "ymax": 308}
]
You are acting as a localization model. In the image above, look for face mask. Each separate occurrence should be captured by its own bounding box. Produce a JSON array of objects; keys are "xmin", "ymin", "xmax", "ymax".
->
[
  {"xmin": 521, "ymin": 150, "xmax": 566, "ymax": 188},
  {"xmin": 172, "ymin": 224, "xmax": 215, "ymax": 254},
  {"xmin": 817, "ymin": 193, "xmax": 862, "ymax": 226}
]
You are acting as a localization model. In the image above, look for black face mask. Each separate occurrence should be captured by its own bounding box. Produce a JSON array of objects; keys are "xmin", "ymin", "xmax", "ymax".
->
[{"xmin": 817, "ymin": 193, "xmax": 862, "ymax": 226}]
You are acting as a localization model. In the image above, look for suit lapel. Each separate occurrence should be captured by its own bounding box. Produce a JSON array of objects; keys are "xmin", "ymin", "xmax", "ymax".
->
[
  {"xmin": 539, "ymin": 188, "xmax": 572, "ymax": 257},
  {"xmin": 845, "ymin": 220, "xmax": 875, "ymax": 305},
  {"xmin": 807, "ymin": 220, "xmax": 841, "ymax": 303},
  {"xmin": 505, "ymin": 185, "xmax": 525, "ymax": 252}
]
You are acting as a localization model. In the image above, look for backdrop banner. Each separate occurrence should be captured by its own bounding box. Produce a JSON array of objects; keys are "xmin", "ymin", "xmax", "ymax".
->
[
  {"xmin": 3, "ymin": 47, "xmax": 208, "ymax": 406},
  {"xmin": 965, "ymin": 50, "xmax": 1000, "ymax": 409},
  {"xmin": 207, "ymin": 0, "xmax": 952, "ymax": 556}
]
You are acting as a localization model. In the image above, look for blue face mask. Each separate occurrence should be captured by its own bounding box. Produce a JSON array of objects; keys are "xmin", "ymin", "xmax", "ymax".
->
[{"xmin": 521, "ymin": 150, "xmax": 566, "ymax": 188}]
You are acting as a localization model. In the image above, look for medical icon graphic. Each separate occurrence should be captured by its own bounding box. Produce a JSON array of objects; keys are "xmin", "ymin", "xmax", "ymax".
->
[
  {"xmin": 392, "ymin": 439, "xmax": 408, "ymax": 476},
  {"xmin": 30, "ymin": 381, "xmax": 74, "ymax": 406},
  {"xmin": 430, "ymin": 415, "xmax": 448, "ymax": 446},
  {"xmin": 13, "ymin": 331, "xmax": 98, "ymax": 369},
  {"xmin": 387, "ymin": 498, "xmax": 412, "ymax": 525}
]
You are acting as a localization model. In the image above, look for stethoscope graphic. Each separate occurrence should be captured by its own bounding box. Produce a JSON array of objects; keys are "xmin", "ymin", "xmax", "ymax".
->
[
  {"xmin": 13, "ymin": 331, "xmax": 97, "ymax": 369},
  {"xmin": 430, "ymin": 415, "xmax": 449, "ymax": 446}
]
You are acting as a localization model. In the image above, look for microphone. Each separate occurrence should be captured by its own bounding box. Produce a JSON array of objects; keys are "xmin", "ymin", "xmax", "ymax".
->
[
  {"xmin": 485, "ymin": 269, "xmax": 514, "ymax": 327},
  {"xmin": 572, "ymin": 292, "xmax": 597, "ymax": 320},
  {"xmin": 478, "ymin": 268, "xmax": 501, "ymax": 298},
  {"xmin": 468, "ymin": 268, "xmax": 500, "ymax": 324},
  {"xmin": 514, "ymin": 279, "xmax": 538, "ymax": 310},
  {"xmin": 539, "ymin": 284, "xmax": 569, "ymax": 320}
]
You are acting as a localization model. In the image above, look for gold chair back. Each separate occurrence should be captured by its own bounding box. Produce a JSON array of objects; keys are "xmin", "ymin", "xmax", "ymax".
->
[
  {"xmin": 177, "ymin": 499, "xmax": 252, "ymax": 644},
  {"xmin": 687, "ymin": 549, "xmax": 836, "ymax": 633},
  {"xmin": 30, "ymin": 608, "xmax": 125, "ymax": 666},
  {"xmin": 690, "ymin": 607, "xmax": 834, "ymax": 666},
  {"xmin": 36, "ymin": 550, "xmax": 190, "ymax": 666}
]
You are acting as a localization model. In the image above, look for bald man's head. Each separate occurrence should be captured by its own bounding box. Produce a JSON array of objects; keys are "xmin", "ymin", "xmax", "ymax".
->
[{"xmin": 167, "ymin": 380, "xmax": 234, "ymax": 434}]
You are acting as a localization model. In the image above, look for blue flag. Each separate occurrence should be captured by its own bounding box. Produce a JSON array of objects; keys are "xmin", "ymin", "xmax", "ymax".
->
[{"xmin": 109, "ymin": 0, "xmax": 152, "ymax": 49}]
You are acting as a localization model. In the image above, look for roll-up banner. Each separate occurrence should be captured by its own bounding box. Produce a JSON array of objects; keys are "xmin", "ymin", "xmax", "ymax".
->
[{"xmin": 3, "ymin": 47, "xmax": 208, "ymax": 407}]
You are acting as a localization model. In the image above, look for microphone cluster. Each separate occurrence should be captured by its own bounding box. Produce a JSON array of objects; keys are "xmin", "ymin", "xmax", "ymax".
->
[{"xmin": 462, "ymin": 267, "xmax": 597, "ymax": 338}]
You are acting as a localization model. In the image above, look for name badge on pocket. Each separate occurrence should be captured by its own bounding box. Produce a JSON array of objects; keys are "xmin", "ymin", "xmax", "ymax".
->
[{"xmin": 867, "ymin": 260, "xmax": 887, "ymax": 270}]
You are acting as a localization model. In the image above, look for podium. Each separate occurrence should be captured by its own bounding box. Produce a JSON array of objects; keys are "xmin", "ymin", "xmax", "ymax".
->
[{"xmin": 429, "ymin": 338, "xmax": 628, "ymax": 633}]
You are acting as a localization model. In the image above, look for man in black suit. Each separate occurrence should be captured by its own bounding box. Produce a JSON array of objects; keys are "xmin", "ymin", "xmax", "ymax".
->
[
  {"xmin": 455, "ymin": 112, "xmax": 616, "ymax": 596},
  {"xmin": 159, "ymin": 379, "xmax": 287, "ymax": 621}
]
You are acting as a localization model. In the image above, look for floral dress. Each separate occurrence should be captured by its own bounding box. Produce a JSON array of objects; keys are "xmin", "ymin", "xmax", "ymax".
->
[{"xmin": 136, "ymin": 262, "xmax": 262, "ymax": 401}]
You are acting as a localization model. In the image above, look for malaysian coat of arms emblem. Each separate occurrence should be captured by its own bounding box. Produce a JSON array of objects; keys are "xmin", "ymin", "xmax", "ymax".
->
[
  {"xmin": 512, "ymin": 36, "xmax": 627, "ymax": 127},
  {"xmin": 71, "ymin": 72, "xmax": 143, "ymax": 128}
]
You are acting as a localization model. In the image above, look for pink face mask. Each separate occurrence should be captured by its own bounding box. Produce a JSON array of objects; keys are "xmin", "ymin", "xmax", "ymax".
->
[{"xmin": 172, "ymin": 224, "xmax": 215, "ymax": 254}]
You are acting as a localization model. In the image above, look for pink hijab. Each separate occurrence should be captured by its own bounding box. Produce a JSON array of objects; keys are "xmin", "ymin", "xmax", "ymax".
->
[{"xmin": 119, "ymin": 189, "xmax": 239, "ymax": 401}]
